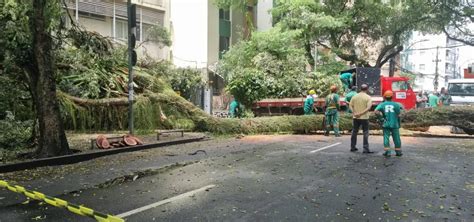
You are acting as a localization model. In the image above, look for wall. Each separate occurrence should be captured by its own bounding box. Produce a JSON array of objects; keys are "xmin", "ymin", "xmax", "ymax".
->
[
  {"xmin": 207, "ymin": 1, "xmax": 219, "ymax": 67},
  {"xmin": 256, "ymin": 0, "xmax": 273, "ymax": 31},
  {"xmin": 170, "ymin": 0, "xmax": 209, "ymax": 68},
  {"xmin": 78, "ymin": 16, "xmax": 113, "ymax": 37},
  {"xmin": 231, "ymin": 8, "xmax": 244, "ymax": 45}
]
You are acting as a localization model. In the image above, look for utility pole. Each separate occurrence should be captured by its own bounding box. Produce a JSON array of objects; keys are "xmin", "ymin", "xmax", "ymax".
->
[
  {"xmin": 389, "ymin": 58, "xmax": 395, "ymax": 77},
  {"xmin": 433, "ymin": 46, "xmax": 441, "ymax": 92},
  {"xmin": 127, "ymin": 0, "xmax": 137, "ymax": 135},
  {"xmin": 314, "ymin": 44, "xmax": 318, "ymax": 71}
]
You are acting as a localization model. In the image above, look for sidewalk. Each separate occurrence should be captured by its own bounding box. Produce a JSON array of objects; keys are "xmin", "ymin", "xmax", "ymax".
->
[{"xmin": 0, "ymin": 132, "xmax": 210, "ymax": 207}]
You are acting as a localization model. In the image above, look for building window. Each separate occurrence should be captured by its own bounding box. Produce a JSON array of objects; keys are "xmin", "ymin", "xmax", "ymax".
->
[
  {"xmin": 136, "ymin": 24, "xmax": 141, "ymax": 42},
  {"xmin": 392, "ymin": 81, "xmax": 408, "ymax": 91},
  {"xmin": 115, "ymin": 19, "xmax": 128, "ymax": 40},
  {"xmin": 77, "ymin": 11, "xmax": 106, "ymax": 21},
  {"xmin": 219, "ymin": 9, "xmax": 230, "ymax": 21},
  {"xmin": 141, "ymin": 23, "xmax": 153, "ymax": 41},
  {"xmin": 419, "ymin": 64, "xmax": 425, "ymax": 71},
  {"xmin": 445, "ymin": 63, "xmax": 451, "ymax": 72},
  {"xmin": 219, "ymin": 36, "xmax": 230, "ymax": 58}
]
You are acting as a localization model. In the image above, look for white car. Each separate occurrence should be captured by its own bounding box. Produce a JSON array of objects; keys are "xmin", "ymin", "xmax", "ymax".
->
[
  {"xmin": 448, "ymin": 79, "xmax": 474, "ymax": 106},
  {"xmin": 448, "ymin": 79, "xmax": 474, "ymax": 134}
]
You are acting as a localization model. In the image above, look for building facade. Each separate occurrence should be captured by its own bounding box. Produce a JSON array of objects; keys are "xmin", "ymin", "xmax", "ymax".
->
[
  {"xmin": 401, "ymin": 31, "xmax": 461, "ymax": 92},
  {"xmin": 170, "ymin": 0, "xmax": 274, "ymax": 114},
  {"xmin": 64, "ymin": 0, "xmax": 170, "ymax": 60}
]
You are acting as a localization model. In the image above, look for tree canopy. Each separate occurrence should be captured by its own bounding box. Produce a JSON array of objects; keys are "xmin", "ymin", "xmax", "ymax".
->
[
  {"xmin": 219, "ymin": 27, "xmax": 308, "ymax": 107},
  {"xmin": 272, "ymin": 0, "xmax": 473, "ymax": 67},
  {"xmin": 215, "ymin": 0, "xmax": 473, "ymax": 106}
]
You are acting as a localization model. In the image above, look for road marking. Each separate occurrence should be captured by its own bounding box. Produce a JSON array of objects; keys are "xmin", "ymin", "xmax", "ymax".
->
[
  {"xmin": 117, "ymin": 184, "xmax": 216, "ymax": 218},
  {"xmin": 309, "ymin": 142, "xmax": 342, "ymax": 153}
]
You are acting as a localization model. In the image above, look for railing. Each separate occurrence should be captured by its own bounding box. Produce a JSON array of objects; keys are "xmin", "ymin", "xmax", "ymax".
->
[{"xmin": 64, "ymin": 0, "xmax": 164, "ymax": 25}]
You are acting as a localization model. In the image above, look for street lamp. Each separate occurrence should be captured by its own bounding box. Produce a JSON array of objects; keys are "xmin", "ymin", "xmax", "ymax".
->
[
  {"xmin": 405, "ymin": 39, "xmax": 429, "ymax": 51},
  {"xmin": 400, "ymin": 39, "xmax": 429, "ymax": 72}
]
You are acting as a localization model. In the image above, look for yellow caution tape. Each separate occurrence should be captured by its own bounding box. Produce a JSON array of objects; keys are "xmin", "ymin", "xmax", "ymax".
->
[{"xmin": 0, "ymin": 180, "xmax": 124, "ymax": 222}]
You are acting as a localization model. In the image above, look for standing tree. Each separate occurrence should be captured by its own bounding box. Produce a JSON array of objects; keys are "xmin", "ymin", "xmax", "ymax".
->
[
  {"xmin": 431, "ymin": 0, "xmax": 473, "ymax": 46},
  {"xmin": 219, "ymin": 27, "xmax": 307, "ymax": 107},
  {"xmin": 1, "ymin": 0, "xmax": 70, "ymax": 157},
  {"xmin": 272, "ymin": 0, "xmax": 473, "ymax": 68}
]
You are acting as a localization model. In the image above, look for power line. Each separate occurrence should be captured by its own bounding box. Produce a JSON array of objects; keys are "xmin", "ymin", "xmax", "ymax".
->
[{"xmin": 405, "ymin": 44, "xmax": 466, "ymax": 51}]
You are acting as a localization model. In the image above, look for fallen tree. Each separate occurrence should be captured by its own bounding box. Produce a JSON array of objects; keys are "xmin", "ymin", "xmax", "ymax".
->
[
  {"xmin": 61, "ymin": 90, "xmax": 474, "ymax": 135},
  {"xmin": 400, "ymin": 106, "xmax": 474, "ymax": 135},
  {"xmin": 202, "ymin": 107, "xmax": 474, "ymax": 135}
]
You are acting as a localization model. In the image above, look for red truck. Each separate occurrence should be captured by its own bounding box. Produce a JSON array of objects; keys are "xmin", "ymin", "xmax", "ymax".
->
[{"xmin": 252, "ymin": 68, "xmax": 416, "ymax": 116}]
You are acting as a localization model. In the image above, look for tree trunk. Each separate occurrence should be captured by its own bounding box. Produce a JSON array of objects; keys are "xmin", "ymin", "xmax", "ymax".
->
[
  {"xmin": 31, "ymin": 0, "xmax": 70, "ymax": 157},
  {"xmin": 400, "ymin": 106, "xmax": 474, "ymax": 134},
  {"xmin": 61, "ymin": 89, "xmax": 474, "ymax": 135}
]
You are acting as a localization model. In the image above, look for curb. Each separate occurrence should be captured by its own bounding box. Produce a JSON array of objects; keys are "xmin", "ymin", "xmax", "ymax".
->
[
  {"xmin": 310, "ymin": 131, "xmax": 473, "ymax": 139},
  {"xmin": 0, "ymin": 137, "xmax": 206, "ymax": 173},
  {"xmin": 410, "ymin": 133, "xmax": 474, "ymax": 139}
]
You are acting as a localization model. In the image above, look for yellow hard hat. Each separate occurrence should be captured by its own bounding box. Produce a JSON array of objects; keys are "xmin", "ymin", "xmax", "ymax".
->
[{"xmin": 308, "ymin": 89, "xmax": 316, "ymax": 95}]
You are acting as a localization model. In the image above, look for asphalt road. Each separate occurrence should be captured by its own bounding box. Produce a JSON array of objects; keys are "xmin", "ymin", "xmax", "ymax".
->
[{"xmin": 1, "ymin": 135, "xmax": 473, "ymax": 221}]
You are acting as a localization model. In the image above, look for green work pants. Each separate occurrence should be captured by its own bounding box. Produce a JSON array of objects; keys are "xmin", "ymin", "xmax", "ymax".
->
[
  {"xmin": 341, "ymin": 79, "xmax": 350, "ymax": 92},
  {"xmin": 383, "ymin": 128, "xmax": 401, "ymax": 149},
  {"xmin": 325, "ymin": 109, "xmax": 340, "ymax": 135}
]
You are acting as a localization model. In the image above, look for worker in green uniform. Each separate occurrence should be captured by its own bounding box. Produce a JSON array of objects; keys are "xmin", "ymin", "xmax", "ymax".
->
[
  {"xmin": 428, "ymin": 92, "xmax": 440, "ymax": 108},
  {"xmin": 229, "ymin": 99, "xmax": 241, "ymax": 118},
  {"xmin": 304, "ymin": 89, "xmax": 317, "ymax": 115},
  {"xmin": 439, "ymin": 87, "xmax": 452, "ymax": 106},
  {"xmin": 324, "ymin": 85, "xmax": 341, "ymax": 137},
  {"xmin": 340, "ymin": 72, "xmax": 353, "ymax": 92},
  {"xmin": 345, "ymin": 86, "xmax": 357, "ymax": 113},
  {"xmin": 375, "ymin": 90, "xmax": 403, "ymax": 157}
]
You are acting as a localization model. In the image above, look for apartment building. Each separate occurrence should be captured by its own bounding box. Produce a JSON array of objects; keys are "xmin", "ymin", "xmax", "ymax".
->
[
  {"xmin": 170, "ymin": 0, "xmax": 274, "ymax": 114},
  {"xmin": 401, "ymin": 31, "xmax": 461, "ymax": 92},
  {"xmin": 63, "ymin": 0, "xmax": 170, "ymax": 60}
]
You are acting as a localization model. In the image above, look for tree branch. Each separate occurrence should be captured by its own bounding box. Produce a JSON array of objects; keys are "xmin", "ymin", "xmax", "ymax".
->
[
  {"xmin": 316, "ymin": 40, "xmax": 332, "ymax": 50},
  {"xmin": 443, "ymin": 27, "xmax": 474, "ymax": 46},
  {"xmin": 59, "ymin": 91, "xmax": 130, "ymax": 106},
  {"xmin": 375, "ymin": 43, "xmax": 396, "ymax": 67},
  {"xmin": 379, "ymin": 46, "xmax": 403, "ymax": 68}
]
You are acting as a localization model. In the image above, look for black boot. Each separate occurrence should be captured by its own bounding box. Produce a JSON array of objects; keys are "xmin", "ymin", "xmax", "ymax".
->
[{"xmin": 395, "ymin": 150, "xmax": 403, "ymax": 157}]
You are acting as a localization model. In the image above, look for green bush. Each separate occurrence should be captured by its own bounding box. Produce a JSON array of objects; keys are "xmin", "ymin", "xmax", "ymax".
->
[
  {"xmin": 0, "ymin": 118, "xmax": 33, "ymax": 150},
  {"xmin": 167, "ymin": 67, "xmax": 204, "ymax": 101}
]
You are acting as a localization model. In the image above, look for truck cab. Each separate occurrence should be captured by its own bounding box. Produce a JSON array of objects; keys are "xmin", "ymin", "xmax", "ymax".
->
[
  {"xmin": 381, "ymin": 76, "xmax": 416, "ymax": 110},
  {"xmin": 346, "ymin": 68, "xmax": 416, "ymax": 110}
]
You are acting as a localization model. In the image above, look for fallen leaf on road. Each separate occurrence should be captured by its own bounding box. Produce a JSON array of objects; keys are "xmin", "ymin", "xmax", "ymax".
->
[{"xmin": 32, "ymin": 215, "xmax": 46, "ymax": 220}]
